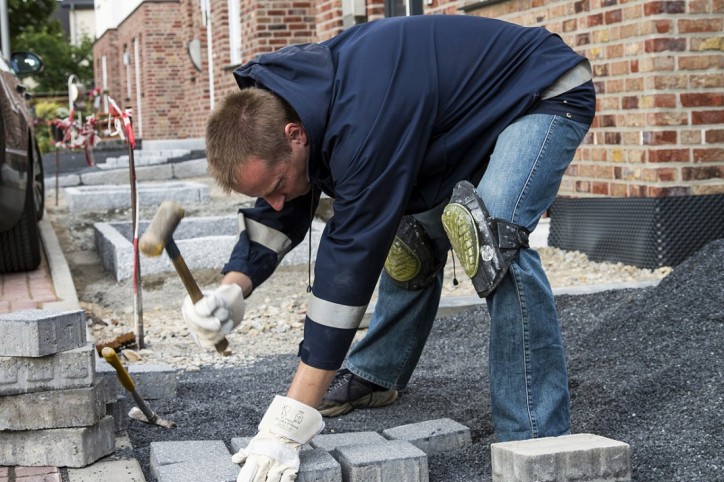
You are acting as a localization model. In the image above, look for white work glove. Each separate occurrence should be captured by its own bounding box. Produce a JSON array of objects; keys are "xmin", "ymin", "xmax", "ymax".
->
[
  {"xmin": 181, "ymin": 284, "xmax": 245, "ymax": 348},
  {"xmin": 233, "ymin": 395, "xmax": 325, "ymax": 482}
]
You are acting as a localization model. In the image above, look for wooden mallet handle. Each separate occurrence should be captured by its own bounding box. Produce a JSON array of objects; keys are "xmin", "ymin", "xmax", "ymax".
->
[{"xmin": 140, "ymin": 201, "xmax": 229, "ymax": 354}]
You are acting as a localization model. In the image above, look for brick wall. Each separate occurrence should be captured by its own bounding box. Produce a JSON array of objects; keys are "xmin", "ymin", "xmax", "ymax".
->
[
  {"xmin": 460, "ymin": 0, "xmax": 723, "ymax": 198},
  {"xmin": 93, "ymin": 0, "xmax": 723, "ymax": 199}
]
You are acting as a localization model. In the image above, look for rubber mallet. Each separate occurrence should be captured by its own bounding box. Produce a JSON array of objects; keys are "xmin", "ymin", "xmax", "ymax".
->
[{"xmin": 139, "ymin": 200, "xmax": 229, "ymax": 354}]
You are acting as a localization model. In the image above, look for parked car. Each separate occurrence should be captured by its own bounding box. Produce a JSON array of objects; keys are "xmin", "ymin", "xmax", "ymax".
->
[{"xmin": 0, "ymin": 51, "xmax": 45, "ymax": 273}]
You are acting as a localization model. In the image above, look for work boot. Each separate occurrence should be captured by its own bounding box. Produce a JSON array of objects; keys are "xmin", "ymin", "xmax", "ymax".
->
[{"xmin": 318, "ymin": 369, "xmax": 398, "ymax": 417}]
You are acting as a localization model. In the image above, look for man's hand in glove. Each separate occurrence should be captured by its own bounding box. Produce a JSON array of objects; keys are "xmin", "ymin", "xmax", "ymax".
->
[
  {"xmin": 182, "ymin": 283, "xmax": 245, "ymax": 348},
  {"xmin": 233, "ymin": 395, "xmax": 324, "ymax": 482}
]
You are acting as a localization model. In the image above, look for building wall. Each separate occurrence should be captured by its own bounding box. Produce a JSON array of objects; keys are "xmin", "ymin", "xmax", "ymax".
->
[
  {"xmin": 92, "ymin": 0, "xmax": 723, "ymax": 197},
  {"xmin": 463, "ymin": 0, "xmax": 723, "ymax": 198}
]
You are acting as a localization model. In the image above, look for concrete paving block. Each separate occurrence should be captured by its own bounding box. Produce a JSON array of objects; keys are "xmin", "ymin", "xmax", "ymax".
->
[
  {"xmin": 78, "ymin": 169, "xmax": 132, "ymax": 186},
  {"xmin": 65, "ymin": 458, "xmax": 146, "ymax": 482},
  {"xmin": 96, "ymin": 360, "xmax": 177, "ymax": 400},
  {"xmin": 297, "ymin": 449, "xmax": 342, "ymax": 482},
  {"xmin": 310, "ymin": 431, "xmax": 387, "ymax": 453},
  {"xmin": 0, "ymin": 415, "xmax": 116, "ymax": 468},
  {"xmin": 335, "ymin": 439, "xmax": 429, "ymax": 482},
  {"xmin": 173, "ymin": 158, "xmax": 209, "ymax": 178},
  {"xmin": 491, "ymin": 433, "xmax": 631, "ymax": 482},
  {"xmin": 143, "ymin": 138, "xmax": 204, "ymax": 152},
  {"xmin": 0, "ymin": 343, "xmax": 95, "ymax": 396},
  {"xmin": 134, "ymin": 164, "xmax": 175, "ymax": 181},
  {"xmin": 65, "ymin": 180, "xmax": 209, "ymax": 213},
  {"xmin": 382, "ymin": 418, "xmax": 472, "ymax": 456},
  {"xmin": 94, "ymin": 215, "xmax": 236, "ymax": 281},
  {"xmin": 231, "ymin": 437, "xmax": 313, "ymax": 453},
  {"xmin": 46, "ymin": 173, "xmax": 81, "ymax": 187},
  {"xmin": 106, "ymin": 396, "xmax": 129, "ymax": 435},
  {"xmin": 0, "ymin": 379, "xmax": 106, "ymax": 430},
  {"xmin": 0, "ymin": 310, "xmax": 86, "ymax": 357},
  {"xmin": 150, "ymin": 440, "xmax": 238, "ymax": 482},
  {"xmin": 230, "ymin": 438, "xmax": 338, "ymax": 482}
]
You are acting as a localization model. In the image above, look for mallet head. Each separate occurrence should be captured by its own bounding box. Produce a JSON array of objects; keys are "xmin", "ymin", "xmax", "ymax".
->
[{"xmin": 140, "ymin": 201, "xmax": 185, "ymax": 257}]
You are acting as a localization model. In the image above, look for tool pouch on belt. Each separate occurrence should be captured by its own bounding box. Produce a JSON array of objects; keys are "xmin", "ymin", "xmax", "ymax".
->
[
  {"xmin": 384, "ymin": 215, "xmax": 445, "ymax": 290},
  {"xmin": 441, "ymin": 181, "xmax": 529, "ymax": 298}
]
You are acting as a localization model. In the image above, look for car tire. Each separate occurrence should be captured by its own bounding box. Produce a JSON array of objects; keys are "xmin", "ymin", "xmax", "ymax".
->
[{"xmin": 0, "ymin": 141, "xmax": 42, "ymax": 273}]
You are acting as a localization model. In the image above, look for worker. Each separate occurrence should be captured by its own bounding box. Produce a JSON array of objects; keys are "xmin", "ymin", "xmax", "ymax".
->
[{"xmin": 182, "ymin": 14, "xmax": 595, "ymax": 482}]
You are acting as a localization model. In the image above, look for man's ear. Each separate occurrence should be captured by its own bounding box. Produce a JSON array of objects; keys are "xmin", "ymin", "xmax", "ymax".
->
[{"xmin": 284, "ymin": 123, "xmax": 308, "ymax": 145}]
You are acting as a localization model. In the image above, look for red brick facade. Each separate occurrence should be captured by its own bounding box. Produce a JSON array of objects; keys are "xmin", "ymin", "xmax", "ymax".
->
[{"xmin": 93, "ymin": 0, "xmax": 723, "ymax": 197}]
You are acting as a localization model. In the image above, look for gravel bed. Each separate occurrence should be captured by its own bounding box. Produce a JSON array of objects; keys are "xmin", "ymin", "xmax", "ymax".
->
[
  {"xmin": 44, "ymin": 179, "xmax": 721, "ymax": 482},
  {"xmin": 124, "ymin": 239, "xmax": 724, "ymax": 482},
  {"xmin": 45, "ymin": 177, "xmax": 671, "ymax": 372}
]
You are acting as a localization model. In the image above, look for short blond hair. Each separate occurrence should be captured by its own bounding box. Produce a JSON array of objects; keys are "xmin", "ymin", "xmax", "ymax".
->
[{"xmin": 206, "ymin": 88, "xmax": 299, "ymax": 193}]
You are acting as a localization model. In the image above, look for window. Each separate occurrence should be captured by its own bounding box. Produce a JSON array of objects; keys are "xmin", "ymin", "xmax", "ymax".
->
[
  {"xmin": 385, "ymin": 0, "xmax": 422, "ymax": 17},
  {"xmin": 227, "ymin": 0, "xmax": 241, "ymax": 65}
]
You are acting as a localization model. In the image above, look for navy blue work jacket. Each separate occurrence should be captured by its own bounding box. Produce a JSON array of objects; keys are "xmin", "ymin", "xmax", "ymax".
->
[{"xmin": 225, "ymin": 15, "xmax": 589, "ymax": 370}]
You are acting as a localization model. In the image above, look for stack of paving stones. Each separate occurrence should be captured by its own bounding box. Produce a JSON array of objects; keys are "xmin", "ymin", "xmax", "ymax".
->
[
  {"xmin": 150, "ymin": 417, "xmax": 471, "ymax": 482},
  {"xmin": 0, "ymin": 310, "xmax": 115, "ymax": 468}
]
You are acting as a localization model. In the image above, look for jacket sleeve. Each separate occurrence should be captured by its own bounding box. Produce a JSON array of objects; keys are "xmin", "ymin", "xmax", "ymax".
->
[{"xmin": 223, "ymin": 190, "xmax": 319, "ymax": 292}]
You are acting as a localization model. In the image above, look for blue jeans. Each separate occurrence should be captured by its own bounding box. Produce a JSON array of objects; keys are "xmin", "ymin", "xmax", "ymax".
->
[{"xmin": 346, "ymin": 114, "xmax": 591, "ymax": 442}]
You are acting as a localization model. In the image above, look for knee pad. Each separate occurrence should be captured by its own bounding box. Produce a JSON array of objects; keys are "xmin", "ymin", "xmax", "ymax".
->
[
  {"xmin": 384, "ymin": 215, "xmax": 446, "ymax": 290},
  {"xmin": 441, "ymin": 181, "xmax": 530, "ymax": 298}
]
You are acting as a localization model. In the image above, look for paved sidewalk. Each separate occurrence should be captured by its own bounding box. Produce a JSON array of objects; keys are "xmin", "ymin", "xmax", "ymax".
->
[{"xmin": 0, "ymin": 252, "xmax": 57, "ymax": 314}]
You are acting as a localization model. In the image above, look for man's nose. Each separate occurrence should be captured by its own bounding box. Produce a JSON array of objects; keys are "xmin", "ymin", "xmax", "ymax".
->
[{"xmin": 265, "ymin": 194, "xmax": 285, "ymax": 211}]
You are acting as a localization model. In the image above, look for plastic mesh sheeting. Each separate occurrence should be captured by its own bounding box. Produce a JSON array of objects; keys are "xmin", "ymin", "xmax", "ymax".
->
[{"xmin": 549, "ymin": 194, "xmax": 724, "ymax": 269}]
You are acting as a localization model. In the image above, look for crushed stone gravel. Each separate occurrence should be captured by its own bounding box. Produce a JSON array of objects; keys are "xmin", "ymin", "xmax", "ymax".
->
[
  {"xmin": 44, "ymin": 179, "xmax": 720, "ymax": 481},
  {"xmin": 124, "ymin": 238, "xmax": 723, "ymax": 482}
]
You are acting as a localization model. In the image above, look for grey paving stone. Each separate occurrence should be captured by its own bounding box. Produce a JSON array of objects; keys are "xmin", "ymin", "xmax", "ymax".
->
[
  {"xmin": 96, "ymin": 360, "xmax": 177, "ymax": 400},
  {"xmin": 150, "ymin": 440, "xmax": 239, "ymax": 482},
  {"xmin": 0, "ymin": 343, "xmax": 95, "ymax": 396},
  {"xmin": 0, "ymin": 415, "xmax": 115, "ymax": 468},
  {"xmin": 0, "ymin": 379, "xmax": 106, "ymax": 430},
  {"xmin": 46, "ymin": 173, "xmax": 81, "ymax": 187},
  {"xmin": 335, "ymin": 439, "xmax": 429, "ymax": 482},
  {"xmin": 173, "ymin": 158, "xmax": 208, "ymax": 178},
  {"xmin": 230, "ymin": 437, "xmax": 340, "ymax": 482},
  {"xmin": 94, "ymin": 216, "xmax": 236, "ymax": 281},
  {"xmin": 65, "ymin": 458, "xmax": 146, "ymax": 482},
  {"xmin": 65, "ymin": 180, "xmax": 209, "ymax": 213},
  {"xmin": 491, "ymin": 433, "xmax": 631, "ymax": 482},
  {"xmin": 231, "ymin": 437, "xmax": 313, "ymax": 453},
  {"xmin": 77, "ymin": 169, "xmax": 132, "ymax": 186},
  {"xmin": 106, "ymin": 396, "xmax": 129, "ymax": 435},
  {"xmin": 310, "ymin": 431, "xmax": 387, "ymax": 453},
  {"xmin": 0, "ymin": 310, "xmax": 86, "ymax": 357},
  {"xmin": 382, "ymin": 418, "xmax": 472, "ymax": 456}
]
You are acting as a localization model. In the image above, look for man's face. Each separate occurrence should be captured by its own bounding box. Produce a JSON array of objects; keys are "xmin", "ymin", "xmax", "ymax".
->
[{"xmin": 233, "ymin": 123, "xmax": 311, "ymax": 211}]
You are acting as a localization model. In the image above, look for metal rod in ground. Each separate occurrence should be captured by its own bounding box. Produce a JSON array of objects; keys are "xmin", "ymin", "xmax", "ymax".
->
[
  {"xmin": 55, "ymin": 149, "xmax": 59, "ymax": 206},
  {"xmin": 127, "ymin": 133, "xmax": 145, "ymax": 349}
]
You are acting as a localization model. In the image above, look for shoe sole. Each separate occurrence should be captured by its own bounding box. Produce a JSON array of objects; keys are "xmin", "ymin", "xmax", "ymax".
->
[{"xmin": 319, "ymin": 389, "xmax": 399, "ymax": 417}]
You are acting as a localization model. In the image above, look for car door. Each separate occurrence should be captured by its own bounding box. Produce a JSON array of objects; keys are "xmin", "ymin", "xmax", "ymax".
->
[{"xmin": 0, "ymin": 54, "xmax": 31, "ymax": 230}]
